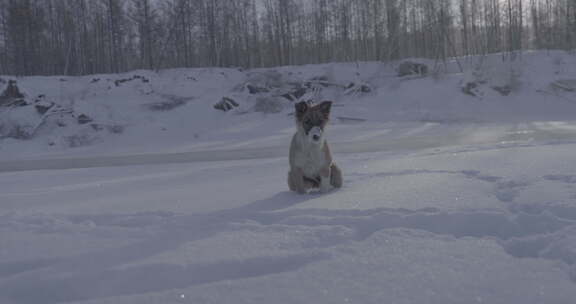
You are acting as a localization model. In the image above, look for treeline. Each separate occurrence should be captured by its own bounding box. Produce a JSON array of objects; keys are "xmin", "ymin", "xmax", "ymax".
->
[{"xmin": 0, "ymin": 0, "xmax": 575, "ymax": 76}]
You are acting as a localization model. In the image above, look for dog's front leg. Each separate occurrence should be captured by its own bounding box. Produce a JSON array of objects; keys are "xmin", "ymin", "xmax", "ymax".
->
[
  {"xmin": 288, "ymin": 168, "xmax": 307, "ymax": 194},
  {"xmin": 319, "ymin": 165, "xmax": 332, "ymax": 193},
  {"xmin": 330, "ymin": 163, "xmax": 343, "ymax": 188}
]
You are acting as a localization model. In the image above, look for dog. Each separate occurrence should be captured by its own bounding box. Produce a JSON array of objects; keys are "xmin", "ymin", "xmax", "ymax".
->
[{"xmin": 288, "ymin": 100, "xmax": 343, "ymax": 194}]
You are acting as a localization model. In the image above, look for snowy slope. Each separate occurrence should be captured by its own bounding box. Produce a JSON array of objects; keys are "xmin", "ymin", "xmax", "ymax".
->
[
  {"xmin": 2, "ymin": 50, "xmax": 576, "ymax": 160},
  {"xmin": 2, "ymin": 51, "xmax": 576, "ymax": 303}
]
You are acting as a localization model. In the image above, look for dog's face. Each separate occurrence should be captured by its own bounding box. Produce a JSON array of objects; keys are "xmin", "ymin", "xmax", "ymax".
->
[{"xmin": 295, "ymin": 101, "xmax": 332, "ymax": 144}]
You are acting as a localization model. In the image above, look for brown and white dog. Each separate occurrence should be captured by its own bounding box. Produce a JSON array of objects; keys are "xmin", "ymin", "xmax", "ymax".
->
[{"xmin": 288, "ymin": 101, "xmax": 343, "ymax": 194}]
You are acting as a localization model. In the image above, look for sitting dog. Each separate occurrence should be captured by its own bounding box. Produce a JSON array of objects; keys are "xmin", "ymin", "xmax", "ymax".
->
[{"xmin": 288, "ymin": 101, "xmax": 343, "ymax": 193}]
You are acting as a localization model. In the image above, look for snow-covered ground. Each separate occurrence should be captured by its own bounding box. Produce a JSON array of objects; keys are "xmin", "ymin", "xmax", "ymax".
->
[{"xmin": 2, "ymin": 51, "xmax": 576, "ymax": 303}]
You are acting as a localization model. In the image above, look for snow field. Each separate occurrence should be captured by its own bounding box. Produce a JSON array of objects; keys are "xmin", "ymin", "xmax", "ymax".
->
[{"xmin": 2, "ymin": 51, "xmax": 576, "ymax": 303}]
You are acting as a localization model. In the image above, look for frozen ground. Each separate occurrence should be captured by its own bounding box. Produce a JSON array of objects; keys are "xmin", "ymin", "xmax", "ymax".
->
[{"xmin": 2, "ymin": 51, "xmax": 576, "ymax": 303}]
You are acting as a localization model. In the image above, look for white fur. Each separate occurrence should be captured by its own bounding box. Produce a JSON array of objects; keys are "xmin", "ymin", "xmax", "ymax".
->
[
  {"xmin": 319, "ymin": 174, "xmax": 332, "ymax": 192},
  {"xmin": 308, "ymin": 126, "xmax": 323, "ymax": 143},
  {"xmin": 292, "ymin": 128, "xmax": 329, "ymax": 179}
]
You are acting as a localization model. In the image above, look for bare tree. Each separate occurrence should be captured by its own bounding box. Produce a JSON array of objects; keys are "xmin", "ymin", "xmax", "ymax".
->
[
  {"xmin": 131, "ymin": 0, "xmax": 157, "ymax": 69},
  {"xmin": 0, "ymin": 0, "xmax": 574, "ymax": 76}
]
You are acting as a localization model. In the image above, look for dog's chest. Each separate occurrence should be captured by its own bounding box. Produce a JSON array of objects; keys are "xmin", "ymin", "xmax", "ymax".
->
[{"xmin": 294, "ymin": 146, "xmax": 326, "ymax": 178}]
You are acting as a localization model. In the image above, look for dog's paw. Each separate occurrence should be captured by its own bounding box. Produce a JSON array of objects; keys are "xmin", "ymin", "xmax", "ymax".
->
[
  {"xmin": 319, "ymin": 184, "xmax": 333, "ymax": 193},
  {"xmin": 319, "ymin": 177, "xmax": 333, "ymax": 193}
]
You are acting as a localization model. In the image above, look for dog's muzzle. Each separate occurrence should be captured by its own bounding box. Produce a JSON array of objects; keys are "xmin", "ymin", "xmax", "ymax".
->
[{"xmin": 309, "ymin": 126, "xmax": 322, "ymax": 142}]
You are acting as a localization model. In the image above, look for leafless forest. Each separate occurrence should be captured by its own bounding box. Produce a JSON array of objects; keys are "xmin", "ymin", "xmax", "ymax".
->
[{"xmin": 0, "ymin": 0, "xmax": 574, "ymax": 76}]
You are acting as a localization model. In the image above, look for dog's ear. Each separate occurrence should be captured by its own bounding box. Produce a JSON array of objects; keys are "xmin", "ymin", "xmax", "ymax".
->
[
  {"xmin": 318, "ymin": 101, "xmax": 332, "ymax": 118},
  {"xmin": 295, "ymin": 101, "xmax": 308, "ymax": 120}
]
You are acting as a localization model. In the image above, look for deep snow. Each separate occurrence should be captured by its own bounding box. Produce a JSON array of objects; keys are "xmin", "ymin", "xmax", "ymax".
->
[{"xmin": 2, "ymin": 51, "xmax": 576, "ymax": 303}]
